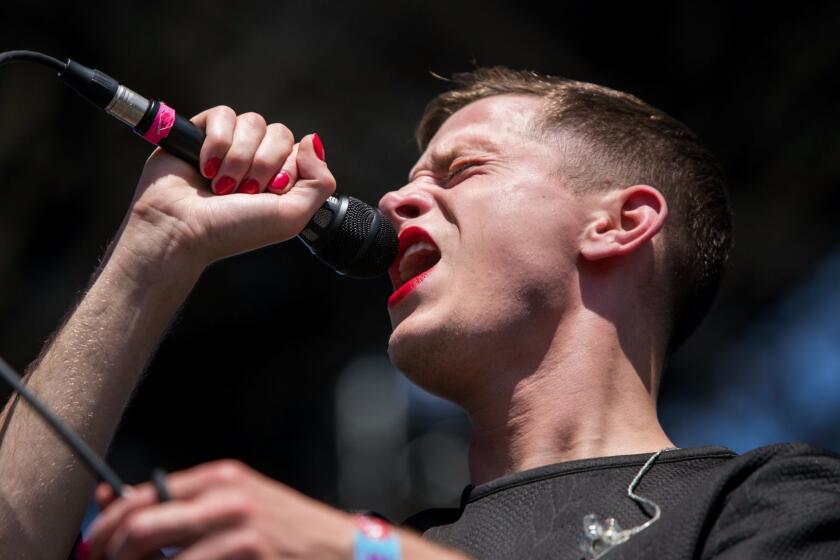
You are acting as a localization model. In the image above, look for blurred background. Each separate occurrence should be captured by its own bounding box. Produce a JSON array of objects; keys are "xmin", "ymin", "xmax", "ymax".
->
[{"xmin": 1, "ymin": 1, "xmax": 838, "ymax": 523}]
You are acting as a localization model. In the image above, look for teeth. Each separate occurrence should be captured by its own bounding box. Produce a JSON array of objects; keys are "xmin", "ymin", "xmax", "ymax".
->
[
  {"xmin": 398, "ymin": 241, "xmax": 440, "ymax": 282},
  {"xmin": 404, "ymin": 242, "xmax": 436, "ymax": 258}
]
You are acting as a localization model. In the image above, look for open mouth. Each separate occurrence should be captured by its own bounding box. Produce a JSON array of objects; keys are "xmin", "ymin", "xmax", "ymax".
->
[{"xmin": 388, "ymin": 226, "xmax": 442, "ymax": 307}]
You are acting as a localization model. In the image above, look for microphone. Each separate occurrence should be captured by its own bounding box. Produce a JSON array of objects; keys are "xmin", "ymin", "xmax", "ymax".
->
[
  {"xmin": 57, "ymin": 59, "xmax": 398, "ymax": 279},
  {"xmin": 0, "ymin": 51, "xmax": 392, "ymax": 556}
]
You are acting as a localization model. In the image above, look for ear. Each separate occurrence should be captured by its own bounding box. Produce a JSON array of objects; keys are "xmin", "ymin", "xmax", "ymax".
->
[{"xmin": 580, "ymin": 185, "xmax": 668, "ymax": 261}]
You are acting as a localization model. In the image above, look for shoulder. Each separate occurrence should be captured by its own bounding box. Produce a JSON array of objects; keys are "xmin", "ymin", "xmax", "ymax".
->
[
  {"xmin": 731, "ymin": 441, "xmax": 840, "ymax": 466},
  {"xmin": 701, "ymin": 442, "xmax": 840, "ymax": 559},
  {"xmin": 719, "ymin": 442, "xmax": 840, "ymax": 497}
]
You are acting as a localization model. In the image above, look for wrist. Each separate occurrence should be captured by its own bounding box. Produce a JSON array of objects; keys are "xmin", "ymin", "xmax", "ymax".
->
[
  {"xmin": 353, "ymin": 515, "xmax": 401, "ymax": 560},
  {"xmin": 113, "ymin": 205, "xmax": 208, "ymax": 286}
]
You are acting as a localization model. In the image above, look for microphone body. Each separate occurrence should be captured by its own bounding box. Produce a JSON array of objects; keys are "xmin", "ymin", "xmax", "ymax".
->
[{"xmin": 57, "ymin": 60, "xmax": 397, "ymax": 278}]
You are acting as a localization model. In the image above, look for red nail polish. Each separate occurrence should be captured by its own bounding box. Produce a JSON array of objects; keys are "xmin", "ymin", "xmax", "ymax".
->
[
  {"xmin": 239, "ymin": 178, "xmax": 260, "ymax": 194},
  {"xmin": 271, "ymin": 170, "xmax": 290, "ymax": 191},
  {"xmin": 75, "ymin": 538, "xmax": 91, "ymax": 560},
  {"xmin": 312, "ymin": 133, "xmax": 325, "ymax": 161},
  {"xmin": 204, "ymin": 157, "xmax": 221, "ymax": 179},
  {"xmin": 215, "ymin": 176, "xmax": 237, "ymax": 195}
]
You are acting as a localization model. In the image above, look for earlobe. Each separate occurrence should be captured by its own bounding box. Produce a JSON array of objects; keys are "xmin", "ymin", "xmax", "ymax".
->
[{"xmin": 580, "ymin": 185, "xmax": 668, "ymax": 262}]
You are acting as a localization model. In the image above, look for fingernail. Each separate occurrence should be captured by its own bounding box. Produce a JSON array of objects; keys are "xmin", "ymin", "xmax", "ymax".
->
[
  {"xmin": 239, "ymin": 178, "xmax": 260, "ymax": 194},
  {"xmin": 271, "ymin": 170, "xmax": 290, "ymax": 191},
  {"xmin": 203, "ymin": 157, "xmax": 221, "ymax": 179},
  {"xmin": 75, "ymin": 538, "xmax": 91, "ymax": 560},
  {"xmin": 313, "ymin": 133, "xmax": 325, "ymax": 161},
  {"xmin": 214, "ymin": 176, "xmax": 237, "ymax": 195}
]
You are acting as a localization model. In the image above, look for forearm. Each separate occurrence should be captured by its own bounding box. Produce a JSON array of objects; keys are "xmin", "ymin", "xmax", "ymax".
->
[{"xmin": 0, "ymin": 229, "xmax": 200, "ymax": 559}]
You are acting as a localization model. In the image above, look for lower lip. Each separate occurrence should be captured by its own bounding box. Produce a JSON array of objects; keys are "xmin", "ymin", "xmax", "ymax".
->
[{"xmin": 388, "ymin": 267, "xmax": 436, "ymax": 308}]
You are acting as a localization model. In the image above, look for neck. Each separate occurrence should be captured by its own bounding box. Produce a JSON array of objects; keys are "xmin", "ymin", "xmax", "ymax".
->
[{"xmin": 463, "ymin": 308, "xmax": 675, "ymax": 486}]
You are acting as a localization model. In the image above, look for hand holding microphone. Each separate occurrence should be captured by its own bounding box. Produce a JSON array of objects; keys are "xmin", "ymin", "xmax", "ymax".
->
[
  {"xmin": 0, "ymin": 52, "xmax": 396, "ymax": 278},
  {"xmin": 122, "ymin": 106, "xmax": 336, "ymax": 280},
  {"xmin": 0, "ymin": 51, "xmax": 405, "ymax": 560},
  {"xmin": 56, "ymin": 56, "xmax": 397, "ymax": 279}
]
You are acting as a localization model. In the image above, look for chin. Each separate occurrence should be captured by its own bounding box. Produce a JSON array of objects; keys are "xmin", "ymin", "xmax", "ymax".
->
[
  {"xmin": 388, "ymin": 313, "xmax": 445, "ymax": 380},
  {"xmin": 387, "ymin": 306, "xmax": 492, "ymax": 405}
]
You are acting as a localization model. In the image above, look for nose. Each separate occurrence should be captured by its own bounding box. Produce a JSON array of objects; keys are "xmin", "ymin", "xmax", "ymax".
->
[{"xmin": 378, "ymin": 184, "xmax": 435, "ymax": 226}]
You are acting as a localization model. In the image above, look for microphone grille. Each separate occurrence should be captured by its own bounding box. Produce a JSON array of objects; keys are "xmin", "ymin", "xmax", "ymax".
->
[
  {"xmin": 304, "ymin": 195, "xmax": 398, "ymax": 279},
  {"xmin": 357, "ymin": 206, "xmax": 398, "ymax": 278},
  {"xmin": 327, "ymin": 198, "xmax": 373, "ymax": 265}
]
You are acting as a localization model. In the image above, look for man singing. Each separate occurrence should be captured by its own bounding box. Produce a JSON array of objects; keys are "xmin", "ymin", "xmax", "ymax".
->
[{"xmin": 2, "ymin": 67, "xmax": 838, "ymax": 559}]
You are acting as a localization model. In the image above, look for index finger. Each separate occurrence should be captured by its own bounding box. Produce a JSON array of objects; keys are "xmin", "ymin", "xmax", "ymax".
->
[
  {"xmin": 189, "ymin": 106, "xmax": 237, "ymax": 179},
  {"xmin": 87, "ymin": 486, "xmax": 160, "ymax": 560}
]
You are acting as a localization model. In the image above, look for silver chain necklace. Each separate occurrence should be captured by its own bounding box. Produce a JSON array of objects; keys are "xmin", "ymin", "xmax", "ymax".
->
[{"xmin": 579, "ymin": 447, "xmax": 680, "ymax": 559}]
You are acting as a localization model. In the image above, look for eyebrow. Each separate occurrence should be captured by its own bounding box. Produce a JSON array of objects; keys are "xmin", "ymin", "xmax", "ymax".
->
[{"xmin": 408, "ymin": 136, "xmax": 502, "ymax": 182}]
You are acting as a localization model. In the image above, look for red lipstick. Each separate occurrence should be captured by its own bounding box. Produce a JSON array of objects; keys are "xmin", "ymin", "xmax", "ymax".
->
[{"xmin": 388, "ymin": 226, "xmax": 440, "ymax": 308}]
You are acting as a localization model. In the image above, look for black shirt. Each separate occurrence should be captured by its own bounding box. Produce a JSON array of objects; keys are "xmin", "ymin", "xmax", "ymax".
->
[{"xmin": 403, "ymin": 443, "xmax": 840, "ymax": 559}]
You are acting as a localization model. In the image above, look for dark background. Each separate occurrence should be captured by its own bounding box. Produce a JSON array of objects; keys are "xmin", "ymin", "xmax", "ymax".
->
[{"xmin": 1, "ymin": 1, "xmax": 838, "ymax": 521}]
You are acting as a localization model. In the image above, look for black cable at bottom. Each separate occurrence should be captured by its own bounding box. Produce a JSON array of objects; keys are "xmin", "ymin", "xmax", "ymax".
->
[{"xmin": 0, "ymin": 356, "xmax": 124, "ymax": 496}]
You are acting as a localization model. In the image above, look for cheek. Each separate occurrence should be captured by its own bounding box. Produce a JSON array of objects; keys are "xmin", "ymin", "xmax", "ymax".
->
[
  {"xmin": 453, "ymin": 196, "xmax": 578, "ymax": 310},
  {"xmin": 438, "ymin": 178, "xmax": 581, "ymax": 308},
  {"xmin": 462, "ymin": 215, "xmax": 573, "ymax": 285},
  {"xmin": 447, "ymin": 238, "xmax": 569, "ymax": 329}
]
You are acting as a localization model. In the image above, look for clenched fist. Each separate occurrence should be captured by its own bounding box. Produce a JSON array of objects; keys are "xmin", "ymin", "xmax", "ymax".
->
[{"xmin": 115, "ymin": 106, "xmax": 335, "ymax": 281}]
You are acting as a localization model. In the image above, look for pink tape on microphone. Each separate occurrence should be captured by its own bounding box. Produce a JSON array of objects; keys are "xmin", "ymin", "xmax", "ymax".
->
[{"xmin": 142, "ymin": 102, "xmax": 176, "ymax": 145}]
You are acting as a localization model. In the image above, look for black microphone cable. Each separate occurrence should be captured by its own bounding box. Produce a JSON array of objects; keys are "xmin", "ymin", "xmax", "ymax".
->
[
  {"xmin": 0, "ymin": 50, "xmax": 65, "ymax": 71},
  {"xmin": 0, "ymin": 353, "xmax": 170, "ymax": 501},
  {"xmin": 0, "ymin": 355, "xmax": 173, "ymax": 558},
  {"xmin": 0, "ymin": 355, "xmax": 125, "ymax": 496}
]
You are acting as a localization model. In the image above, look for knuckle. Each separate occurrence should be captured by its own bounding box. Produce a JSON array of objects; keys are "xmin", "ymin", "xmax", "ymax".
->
[
  {"xmin": 123, "ymin": 512, "xmax": 153, "ymax": 547},
  {"xmin": 211, "ymin": 459, "xmax": 249, "ymax": 483},
  {"xmin": 251, "ymin": 155, "xmax": 280, "ymax": 177},
  {"xmin": 233, "ymin": 529, "xmax": 264, "ymax": 556},
  {"xmin": 238, "ymin": 111, "xmax": 267, "ymax": 130},
  {"xmin": 267, "ymin": 123, "xmax": 294, "ymax": 144},
  {"xmin": 220, "ymin": 491, "xmax": 255, "ymax": 520},
  {"xmin": 215, "ymin": 105, "xmax": 237, "ymax": 120},
  {"xmin": 205, "ymin": 124, "xmax": 231, "ymax": 145},
  {"xmin": 222, "ymin": 151, "xmax": 250, "ymax": 170}
]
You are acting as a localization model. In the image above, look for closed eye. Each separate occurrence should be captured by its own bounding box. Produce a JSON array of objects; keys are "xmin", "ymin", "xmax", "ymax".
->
[{"xmin": 447, "ymin": 162, "xmax": 478, "ymax": 183}]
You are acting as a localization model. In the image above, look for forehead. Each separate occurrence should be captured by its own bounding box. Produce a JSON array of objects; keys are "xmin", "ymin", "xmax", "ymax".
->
[{"xmin": 410, "ymin": 95, "xmax": 543, "ymax": 178}]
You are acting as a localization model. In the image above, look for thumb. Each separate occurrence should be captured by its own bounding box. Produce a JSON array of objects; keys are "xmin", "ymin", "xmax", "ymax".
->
[
  {"xmin": 288, "ymin": 133, "xmax": 335, "ymax": 209},
  {"xmin": 211, "ymin": 133, "xmax": 335, "ymax": 251}
]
